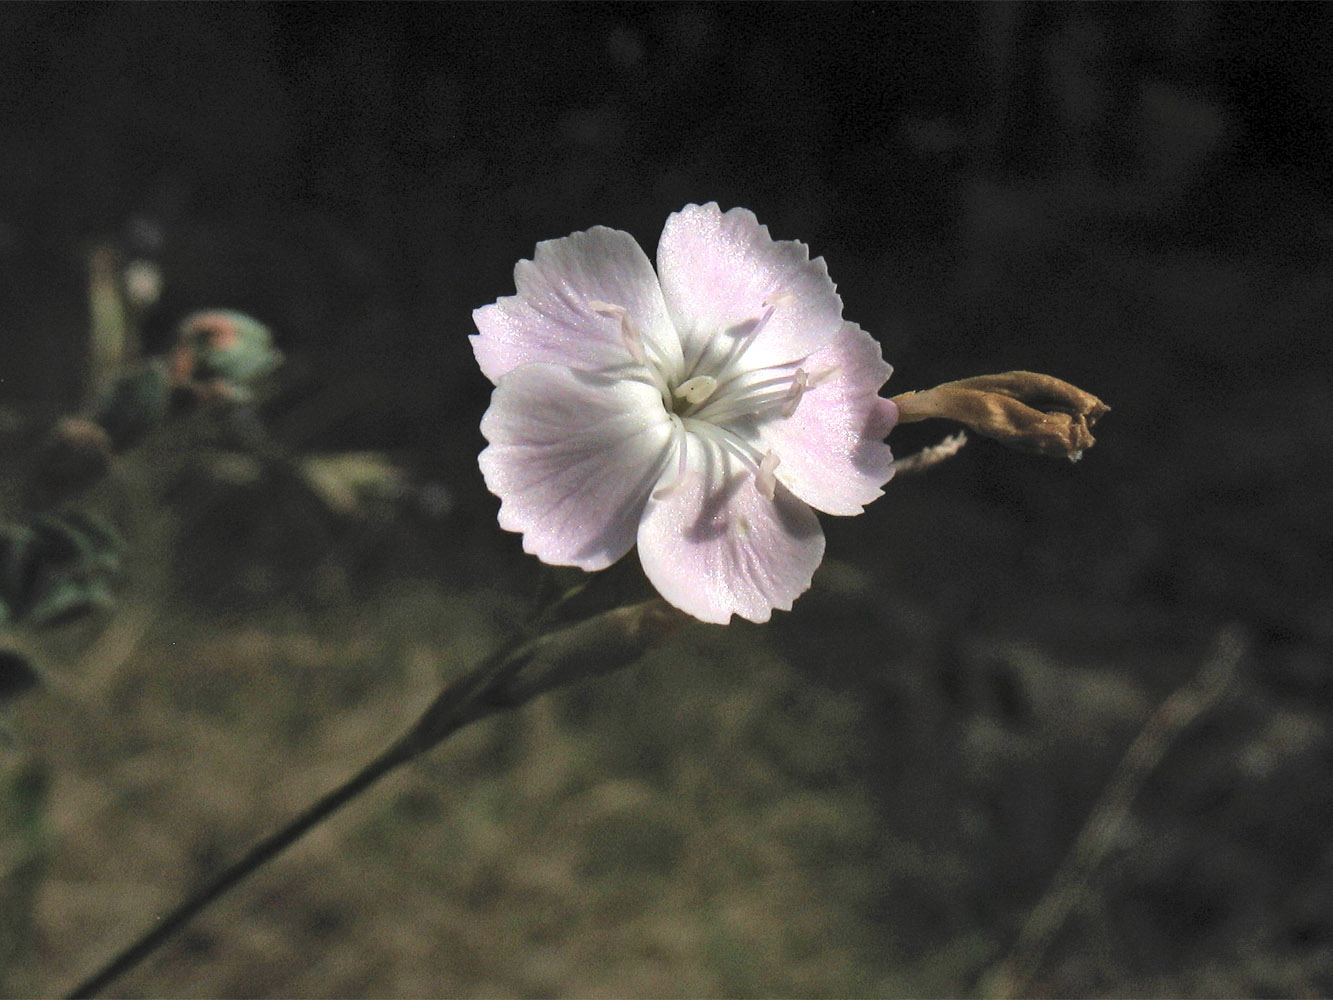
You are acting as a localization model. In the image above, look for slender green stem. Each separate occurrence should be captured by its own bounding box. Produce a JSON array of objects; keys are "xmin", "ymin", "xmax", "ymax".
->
[
  {"xmin": 65, "ymin": 738, "xmax": 413, "ymax": 999},
  {"xmin": 65, "ymin": 631, "xmax": 527, "ymax": 999},
  {"xmin": 65, "ymin": 594, "xmax": 680, "ymax": 998}
]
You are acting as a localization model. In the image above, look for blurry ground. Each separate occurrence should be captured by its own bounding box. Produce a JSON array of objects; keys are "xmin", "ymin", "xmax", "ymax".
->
[{"xmin": 3, "ymin": 5, "xmax": 1333, "ymax": 998}]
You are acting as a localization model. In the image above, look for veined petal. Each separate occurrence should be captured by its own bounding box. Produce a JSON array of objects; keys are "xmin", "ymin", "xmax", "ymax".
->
[
  {"xmin": 480, "ymin": 363, "xmax": 674, "ymax": 570},
  {"xmin": 759, "ymin": 322, "xmax": 897, "ymax": 515},
  {"xmin": 656, "ymin": 203, "xmax": 845, "ymax": 372},
  {"xmin": 637, "ymin": 436, "xmax": 825, "ymax": 624},
  {"xmin": 472, "ymin": 226, "xmax": 683, "ymax": 384}
]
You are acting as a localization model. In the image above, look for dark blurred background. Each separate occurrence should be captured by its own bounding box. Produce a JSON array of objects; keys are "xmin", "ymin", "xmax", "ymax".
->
[{"xmin": 2, "ymin": 4, "xmax": 1331, "ymax": 997}]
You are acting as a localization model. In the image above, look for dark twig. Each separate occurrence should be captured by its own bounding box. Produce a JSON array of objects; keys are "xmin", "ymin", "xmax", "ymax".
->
[{"xmin": 980, "ymin": 626, "xmax": 1249, "ymax": 998}]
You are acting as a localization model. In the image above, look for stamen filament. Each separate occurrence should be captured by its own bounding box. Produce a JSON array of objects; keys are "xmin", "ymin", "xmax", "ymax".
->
[
  {"xmin": 710, "ymin": 364, "xmax": 802, "ymax": 400},
  {"xmin": 652, "ymin": 419, "xmax": 690, "ymax": 500},
  {"xmin": 692, "ymin": 378, "xmax": 807, "ymax": 425},
  {"xmin": 682, "ymin": 418, "xmax": 764, "ymax": 469},
  {"xmin": 718, "ymin": 303, "xmax": 776, "ymax": 377}
]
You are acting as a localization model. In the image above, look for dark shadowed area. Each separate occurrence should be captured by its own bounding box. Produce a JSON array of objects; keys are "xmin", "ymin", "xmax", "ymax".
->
[{"xmin": 2, "ymin": 4, "xmax": 1331, "ymax": 997}]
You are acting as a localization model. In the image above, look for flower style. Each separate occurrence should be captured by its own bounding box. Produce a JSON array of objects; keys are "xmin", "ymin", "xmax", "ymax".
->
[{"xmin": 472, "ymin": 204, "xmax": 897, "ymax": 624}]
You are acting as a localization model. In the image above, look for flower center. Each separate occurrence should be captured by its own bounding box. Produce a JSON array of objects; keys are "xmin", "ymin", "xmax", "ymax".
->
[{"xmin": 592, "ymin": 297, "xmax": 827, "ymax": 500}]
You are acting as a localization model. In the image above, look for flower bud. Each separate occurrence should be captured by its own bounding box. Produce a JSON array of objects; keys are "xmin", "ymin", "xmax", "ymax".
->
[{"xmin": 170, "ymin": 310, "xmax": 282, "ymax": 400}]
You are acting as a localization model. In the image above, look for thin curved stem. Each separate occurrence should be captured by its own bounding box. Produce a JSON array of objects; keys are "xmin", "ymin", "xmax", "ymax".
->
[
  {"xmin": 65, "ymin": 593, "xmax": 682, "ymax": 998},
  {"xmin": 979, "ymin": 626, "xmax": 1248, "ymax": 999},
  {"xmin": 65, "ymin": 737, "xmax": 415, "ymax": 999},
  {"xmin": 65, "ymin": 628, "xmax": 531, "ymax": 999}
]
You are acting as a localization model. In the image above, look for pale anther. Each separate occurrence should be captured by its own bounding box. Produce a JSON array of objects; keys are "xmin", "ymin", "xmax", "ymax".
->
[
  {"xmin": 780, "ymin": 368, "xmax": 809, "ymax": 417},
  {"xmin": 589, "ymin": 299, "xmax": 646, "ymax": 365},
  {"xmin": 755, "ymin": 450, "xmax": 780, "ymax": 500},
  {"xmin": 588, "ymin": 299, "xmax": 622, "ymax": 317},
  {"xmin": 805, "ymin": 366, "xmax": 836, "ymax": 388},
  {"xmin": 674, "ymin": 375, "xmax": 718, "ymax": 405}
]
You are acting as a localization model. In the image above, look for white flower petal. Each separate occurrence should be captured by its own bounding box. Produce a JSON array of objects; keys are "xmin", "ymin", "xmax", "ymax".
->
[
  {"xmin": 471, "ymin": 226, "xmax": 683, "ymax": 385},
  {"xmin": 656, "ymin": 203, "xmax": 846, "ymax": 372},
  {"xmin": 480, "ymin": 363, "xmax": 674, "ymax": 570},
  {"xmin": 759, "ymin": 322, "xmax": 898, "ymax": 515},
  {"xmin": 637, "ymin": 436, "xmax": 825, "ymax": 624}
]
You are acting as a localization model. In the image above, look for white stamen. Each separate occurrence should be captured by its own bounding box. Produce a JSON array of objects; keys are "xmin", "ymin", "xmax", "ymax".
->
[
  {"xmin": 732, "ymin": 303, "xmax": 776, "ymax": 357},
  {"xmin": 652, "ymin": 424, "xmax": 690, "ymax": 500},
  {"xmin": 674, "ymin": 375, "xmax": 718, "ymax": 405},
  {"xmin": 755, "ymin": 450, "xmax": 780, "ymax": 500},
  {"xmin": 780, "ymin": 368, "xmax": 809, "ymax": 417},
  {"xmin": 589, "ymin": 300, "xmax": 646, "ymax": 366}
]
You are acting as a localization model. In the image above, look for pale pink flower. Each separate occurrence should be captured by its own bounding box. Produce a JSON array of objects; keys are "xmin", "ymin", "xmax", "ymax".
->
[{"xmin": 472, "ymin": 203, "xmax": 897, "ymax": 624}]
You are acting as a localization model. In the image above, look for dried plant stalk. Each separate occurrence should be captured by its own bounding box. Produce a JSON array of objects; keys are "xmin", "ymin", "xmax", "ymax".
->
[
  {"xmin": 892, "ymin": 371, "xmax": 1109, "ymax": 460},
  {"xmin": 980, "ymin": 626, "xmax": 1248, "ymax": 999}
]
